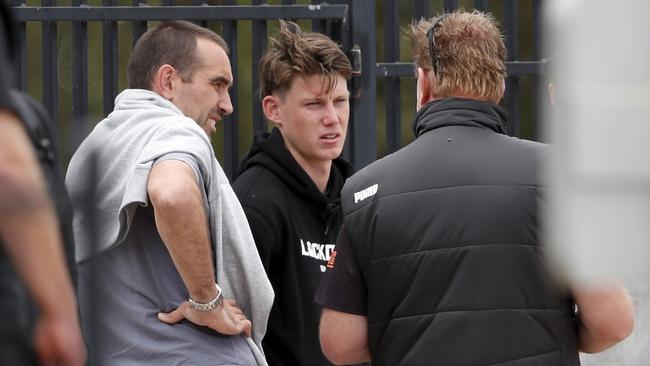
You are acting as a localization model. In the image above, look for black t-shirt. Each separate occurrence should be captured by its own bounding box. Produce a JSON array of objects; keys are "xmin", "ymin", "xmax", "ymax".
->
[{"xmin": 314, "ymin": 224, "xmax": 367, "ymax": 315}]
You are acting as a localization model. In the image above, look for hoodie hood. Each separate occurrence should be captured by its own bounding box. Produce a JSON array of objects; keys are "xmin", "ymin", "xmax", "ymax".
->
[
  {"xmin": 237, "ymin": 128, "xmax": 353, "ymax": 217},
  {"xmin": 413, "ymin": 97, "xmax": 507, "ymax": 138}
]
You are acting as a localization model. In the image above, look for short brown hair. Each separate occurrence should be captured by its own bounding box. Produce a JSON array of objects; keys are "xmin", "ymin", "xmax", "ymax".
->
[
  {"xmin": 259, "ymin": 20, "xmax": 352, "ymax": 98},
  {"xmin": 127, "ymin": 21, "xmax": 229, "ymax": 90},
  {"xmin": 407, "ymin": 10, "xmax": 507, "ymax": 102}
]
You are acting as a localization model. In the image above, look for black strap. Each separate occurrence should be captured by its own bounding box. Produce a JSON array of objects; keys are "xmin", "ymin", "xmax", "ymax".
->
[{"xmin": 9, "ymin": 90, "xmax": 56, "ymax": 165}]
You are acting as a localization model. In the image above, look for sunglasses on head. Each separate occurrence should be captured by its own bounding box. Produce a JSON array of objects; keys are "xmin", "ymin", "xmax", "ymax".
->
[{"xmin": 426, "ymin": 15, "xmax": 447, "ymax": 78}]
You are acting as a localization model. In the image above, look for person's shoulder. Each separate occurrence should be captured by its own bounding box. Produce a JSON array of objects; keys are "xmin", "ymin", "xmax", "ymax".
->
[
  {"xmin": 490, "ymin": 134, "xmax": 550, "ymax": 164},
  {"xmin": 501, "ymin": 134, "xmax": 549, "ymax": 151},
  {"xmin": 139, "ymin": 114, "xmax": 213, "ymax": 160},
  {"xmin": 234, "ymin": 165, "xmax": 288, "ymax": 209},
  {"xmin": 339, "ymin": 156, "xmax": 395, "ymax": 216},
  {"xmin": 343, "ymin": 148, "xmax": 406, "ymax": 189}
]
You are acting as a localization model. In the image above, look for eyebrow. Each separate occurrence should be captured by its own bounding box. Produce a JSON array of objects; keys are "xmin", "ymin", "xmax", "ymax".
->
[
  {"xmin": 211, "ymin": 75, "xmax": 233, "ymax": 87},
  {"xmin": 299, "ymin": 91, "xmax": 350, "ymax": 103}
]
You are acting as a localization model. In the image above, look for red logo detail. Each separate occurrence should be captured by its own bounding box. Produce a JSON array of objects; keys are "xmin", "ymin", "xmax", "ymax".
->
[{"xmin": 326, "ymin": 250, "xmax": 337, "ymax": 269}]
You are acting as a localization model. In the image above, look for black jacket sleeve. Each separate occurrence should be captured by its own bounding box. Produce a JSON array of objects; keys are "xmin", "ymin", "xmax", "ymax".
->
[{"xmin": 315, "ymin": 224, "xmax": 367, "ymax": 315}]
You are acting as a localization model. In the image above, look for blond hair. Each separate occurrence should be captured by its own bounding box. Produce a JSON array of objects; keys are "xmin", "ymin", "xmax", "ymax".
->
[
  {"xmin": 407, "ymin": 10, "xmax": 507, "ymax": 102},
  {"xmin": 259, "ymin": 20, "xmax": 352, "ymax": 99}
]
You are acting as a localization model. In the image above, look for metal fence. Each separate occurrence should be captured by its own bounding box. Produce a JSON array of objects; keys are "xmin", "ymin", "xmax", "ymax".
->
[
  {"xmin": 377, "ymin": 0, "xmax": 545, "ymax": 155},
  {"xmin": 11, "ymin": 0, "xmax": 546, "ymax": 178}
]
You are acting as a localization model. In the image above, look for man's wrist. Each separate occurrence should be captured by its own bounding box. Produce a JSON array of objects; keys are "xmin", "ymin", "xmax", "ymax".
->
[{"xmin": 189, "ymin": 283, "xmax": 223, "ymax": 312}]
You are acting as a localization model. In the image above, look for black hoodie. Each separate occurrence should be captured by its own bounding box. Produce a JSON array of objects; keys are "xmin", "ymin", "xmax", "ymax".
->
[{"xmin": 233, "ymin": 128, "xmax": 353, "ymax": 366}]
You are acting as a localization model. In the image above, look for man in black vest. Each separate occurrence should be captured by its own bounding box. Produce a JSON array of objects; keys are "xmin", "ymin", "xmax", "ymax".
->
[
  {"xmin": 316, "ymin": 10, "xmax": 633, "ymax": 366},
  {"xmin": 0, "ymin": 3, "xmax": 85, "ymax": 365}
]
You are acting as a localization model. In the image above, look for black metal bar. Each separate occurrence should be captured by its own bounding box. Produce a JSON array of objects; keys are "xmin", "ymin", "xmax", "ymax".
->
[
  {"xmin": 12, "ymin": 5, "xmax": 349, "ymax": 21},
  {"xmin": 102, "ymin": 0, "xmax": 118, "ymax": 116},
  {"xmin": 312, "ymin": 18, "xmax": 329, "ymax": 35},
  {"xmin": 376, "ymin": 63, "xmax": 414, "ymax": 78},
  {"xmin": 324, "ymin": 19, "xmax": 337, "ymax": 45},
  {"xmin": 132, "ymin": 0, "xmax": 147, "ymax": 47},
  {"xmin": 384, "ymin": 0, "xmax": 401, "ymax": 154},
  {"xmin": 322, "ymin": 0, "xmax": 348, "ymax": 45},
  {"xmin": 503, "ymin": 0, "xmax": 519, "ymax": 137},
  {"xmin": 16, "ymin": 8, "xmax": 28, "ymax": 91},
  {"xmin": 14, "ymin": 0, "xmax": 27, "ymax": 91},
  {"xmin": 349, "ymin": 0, "xmax": 376, "ymax": 168},
  {"xmin": 192, "ymin": 0, "xmax": 208, "ymax": 28},
  {"xmin": 72, "ymin": 0, "xmax": 88, "ymax": 150},
  {"xmin": 251, "ymin": 0, "xmax": 266, "ymax": 133},
  {"xmin": 321, "ymin": 0, "xmax": 352, "ymax": 162},
  {"xmin": 222, "ymin": 0, "xmax": 238, "ymax": 180},
  {"xmin": 532, "ymin": 0, "xmax": 543, "ymax": 141},
  {"xmin": 281, "ymin": 0, "xmax": 297, "ymax": 23},
  {"xmin": 17, "ymin": 28, "xmax": 26, "ymax": 90},
  {"xmin": 473, "ymin": 0, "xmax": 489, "ymax": 11},
  {"xmin": 504, "ymin": 1, "xmax": 519, "ymax": 65},
  {"xmin": 506, "ymin": 61, "xmax": 542, "ymax": 75},
  {"xmin": 311, "ymin": 0, "xmax": 328, "ymax": 34},
  {"xmin": 42, "ymin": 0, "xmax": 58, "ymax": 129},
  {"xmin": 443, "ymin": 0, "xmax": 459, "ymax": 12},
  {"xmin": 413, "ymin": 0, "xmax": 430, "ymax": 20}
]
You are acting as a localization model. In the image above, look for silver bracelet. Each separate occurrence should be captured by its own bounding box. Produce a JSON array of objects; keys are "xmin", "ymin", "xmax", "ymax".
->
[{"xmin": 188, "ymin": 283, "xmax": 224, "ymax": 312}]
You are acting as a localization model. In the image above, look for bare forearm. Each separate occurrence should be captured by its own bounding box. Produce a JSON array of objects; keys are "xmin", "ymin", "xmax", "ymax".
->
[
  {"xmin": 0, "ymin": 111, "xmax": 78, "ymax": 318},
  {"xmin": 0, "ymin": 111, "xmax": 49, "ymax": 211},
  {"xmin": 148, "ymin": 160, "xmax": 217, "ymax": 302},
  {"xmin": 153, "ymin": 194, "xmax": 216, "ymax": 300},
  {"xmin": 575, "ymin": 284, "xmax": 634, "ymax": 353},
  {"xmin": 320, "ymin": 308, "xmax": 371, "ymax": 365},
  {"xmin": 0, "ymin": 209, "xmax": 78, "ymax": 316}
]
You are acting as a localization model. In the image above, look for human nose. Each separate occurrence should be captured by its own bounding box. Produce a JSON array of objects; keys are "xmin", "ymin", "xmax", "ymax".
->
[
  {"xmin": 219, "ymin": 90, "xmax": 233, "ymax": 116},
  {"xmin": 321, "ymin": 102, "xmax": 339, "ymax": 126}
]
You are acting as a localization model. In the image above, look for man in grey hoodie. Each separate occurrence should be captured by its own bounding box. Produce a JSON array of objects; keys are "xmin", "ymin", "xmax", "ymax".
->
[{"xmin": 65, "ymin": 21, "xmax": 273, "ymax": 365}]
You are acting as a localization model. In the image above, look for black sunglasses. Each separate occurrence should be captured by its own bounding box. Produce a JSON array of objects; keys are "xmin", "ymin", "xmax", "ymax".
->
[{"xmin": 426, "ymin": 15, "xmax": 447, "ymax": 79}]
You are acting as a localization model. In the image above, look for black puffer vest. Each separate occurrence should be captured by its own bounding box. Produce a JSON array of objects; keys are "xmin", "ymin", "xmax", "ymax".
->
[{"xmin": 341, "ymin": 98, "xmax": 579, "ymax": 366}]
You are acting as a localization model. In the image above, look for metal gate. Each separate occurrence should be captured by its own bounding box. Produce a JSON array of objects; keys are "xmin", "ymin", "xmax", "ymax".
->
[{"xmin": 11, "ymin": 0, "xmax": 546, "ymax": 177}]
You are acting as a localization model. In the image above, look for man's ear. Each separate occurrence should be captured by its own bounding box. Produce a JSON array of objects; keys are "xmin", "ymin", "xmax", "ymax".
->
[
  {"xmin": 262, "ymin": 95, "xmax": 283, "ymax": 127},
  {"xmin": 151, "ymin": 64, "xmax": 176, "ymax": 100},
  {"xmin": 417, "ymin": 67, "xmax": 432, "ymax": 108}
]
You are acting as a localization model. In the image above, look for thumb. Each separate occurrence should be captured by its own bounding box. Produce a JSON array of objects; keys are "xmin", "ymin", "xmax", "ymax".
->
[
  {"xmin": 240, "ymin": 319, "xmax": 252, "ymax": 338},
  {"xmin": 158, "ymin": 305, "xmax": 186, "ymax": 324}
]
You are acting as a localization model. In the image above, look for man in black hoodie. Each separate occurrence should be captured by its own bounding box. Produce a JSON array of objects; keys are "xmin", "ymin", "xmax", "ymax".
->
[{"xmin": 233, "ymin": 21, "xmax": 353, "ymax": 366}]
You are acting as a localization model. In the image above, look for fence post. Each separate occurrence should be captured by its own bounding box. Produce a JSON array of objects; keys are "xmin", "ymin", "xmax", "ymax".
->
[
  {"xmin": 42, "ymin": 0, "xmax": 58, "ymax": 130},
  {"xmin": 251, "ymin": 0, "xmax": 266, "ymax": 133},
  {"xmin": 503, "ymin": 0, "xmax": 520, "ymax": 137},
  {"xmin": 348, "ymin": 0, "xmax": 376, "ymax": 170},
  {"xmin": 222, "ymin": 0, "xmax": 239, "ymax": 180},
  {"xmin": 384, "ymin": 0, "xmax": 401, "ymax": 154},
  {"xmin": 72, "ymin": 0, "xmax": 88, "ymax": 150}
]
